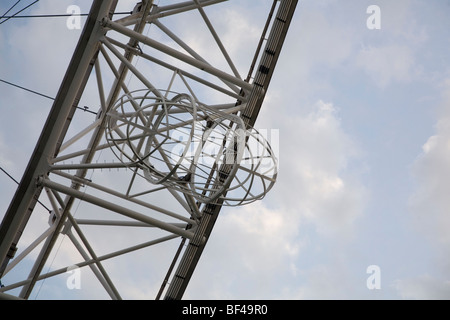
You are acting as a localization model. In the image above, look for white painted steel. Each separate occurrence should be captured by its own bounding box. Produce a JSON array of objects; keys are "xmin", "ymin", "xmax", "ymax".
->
[{"xmin": 0, "ymin": 0, "xmax": 293, "ymax": 300}]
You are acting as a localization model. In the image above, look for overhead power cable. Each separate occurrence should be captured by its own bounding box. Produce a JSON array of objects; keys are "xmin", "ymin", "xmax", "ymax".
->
[
  {"xmin": 0, "ymin": 0, "xmax": 39, "ymax": 25},
  {"xmin": 0, "ymin": 0, "xmax": 22, "ymax": 21},
  {"xmin": 0, "ymin": 78, "xmax": 97, "ymax": 114},
  {"xmin": 0, "ymin": 166, "xmax": 51, "ymax": 213},
  {"xmin": 0, "ymin": 78, "xmax": 53, "ymax": 100},
  {"xmin": 0, "ymin": 12, "xmax": 132, "ymax": 19}
]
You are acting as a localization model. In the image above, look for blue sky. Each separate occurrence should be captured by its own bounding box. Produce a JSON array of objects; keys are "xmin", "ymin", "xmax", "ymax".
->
[{"xmin": 1, "ymin": 0, "xmax": 450, "ymax": 299}]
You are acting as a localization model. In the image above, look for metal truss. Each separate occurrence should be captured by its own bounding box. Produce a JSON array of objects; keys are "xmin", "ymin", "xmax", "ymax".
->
[{"xmin": 0, "ymin": 0, "xmax": 297, "ymax": 299}]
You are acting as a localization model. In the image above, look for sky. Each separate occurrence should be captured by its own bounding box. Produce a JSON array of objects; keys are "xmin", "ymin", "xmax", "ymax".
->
[{"xmin": 1, "ymin": 0, "xmax": 450, "ymax": 300}]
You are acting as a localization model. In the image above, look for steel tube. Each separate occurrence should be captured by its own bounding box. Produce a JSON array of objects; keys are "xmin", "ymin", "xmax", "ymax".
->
[
  {"xmin": 52, "ymin": 170, "xmax": 195, "ymax": 225},
  {"xmin": 0, "ymin": 234, "xmax": 179, "ymax": 293},
  {"xmin": 75, "ymin": 219, "xmax": 187, "ymax": 228},
  {"xmin": 102, "ymin": 18, "xmax": 253, "ymax": 92},
  {"xmin": 105, "ymin": 37, "xmax": 244, "ymax": 100},
  {"xmin": 38, "ymin": 177, "xmax": 196, "ymax": 240},
  {"xmin": 0, "ymin": 0, "xmax": 115, "ymax": 280}
]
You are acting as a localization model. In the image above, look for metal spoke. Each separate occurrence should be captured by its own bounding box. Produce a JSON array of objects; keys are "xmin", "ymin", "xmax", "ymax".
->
[{"xmin": 0, "ymin": 0, "xmax": 297, "ymax": 300}]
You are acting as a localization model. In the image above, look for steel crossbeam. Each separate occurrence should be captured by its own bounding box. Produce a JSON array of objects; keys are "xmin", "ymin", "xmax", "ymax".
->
[{"xmin": 0, "ymin": 0, "xmax": 297, "ymax": 300}]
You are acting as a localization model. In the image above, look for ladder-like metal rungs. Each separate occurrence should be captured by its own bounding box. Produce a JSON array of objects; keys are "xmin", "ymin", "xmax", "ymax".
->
[{"xmin": 163, "ymin": 0, "xmax": 299, "ymax": 300}]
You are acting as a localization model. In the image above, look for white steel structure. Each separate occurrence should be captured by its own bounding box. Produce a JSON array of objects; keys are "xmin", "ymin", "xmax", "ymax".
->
[{"xmin": 0, "ymin": 0, "xmax": 297, "ymax": 299}]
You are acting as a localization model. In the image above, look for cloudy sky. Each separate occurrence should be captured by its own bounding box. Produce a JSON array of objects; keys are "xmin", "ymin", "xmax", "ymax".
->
[{"xmin": 1, "ymin": 0, "xmax": 450, "ymax": 300}]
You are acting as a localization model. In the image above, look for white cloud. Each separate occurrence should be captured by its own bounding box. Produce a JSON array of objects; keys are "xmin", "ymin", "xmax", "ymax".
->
[
  {"xmin": 297, "ymin": 7, "xmax": 354, "ymax": 69},
  {"xmin": 356, "ymin": 44, "xmax": 416, "ymax": 88},
  {"xmin": 283, "ymin": 264, "xmax": 360, "ymax": 300},
  {"xmin": 354, "ymin": 0, "xmax": 429, "ymax": 89},
  {"xmin": 184, "ymin": 99, "xmax": 367, "ymax": 299},
  {"xmin": 271, "ymin": 100, "xmax": 366, "ymax": 239},
  {"xmin": 406, "ymin": 78, "xmax": 450, "ymax": 299},
  {"xmin": 266, "ymin": 2, "xmax": 359, "ymax": 103},
  {"xmin": 379, "ymin": 0, "xmax": 428, "ymax": 46},
  {"xmin": 409, "ymin": 79, "xmax": 450, "ymax": 246},
  {"xmin": 222, "ymin": 202, "xmax": 302, "ymax": 265},
  {"xmin": 3, "ymin": 0, "xmax": 449, "ymax": 301},
  {"xmin": 185, "ymin": 202, "xmax": 303, "ymax": 299},
  {"xmin": 394, "ymin": 275, "xmax": 450, "ymax": 300}
]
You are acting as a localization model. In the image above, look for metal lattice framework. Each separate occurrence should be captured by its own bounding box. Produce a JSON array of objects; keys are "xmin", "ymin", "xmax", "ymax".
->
[{"xmin": 0, "ymin": 0, "xmax": 297, "ymax": 299}]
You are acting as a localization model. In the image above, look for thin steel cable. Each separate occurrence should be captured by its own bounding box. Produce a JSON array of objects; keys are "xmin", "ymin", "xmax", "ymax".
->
[
  {"xmin": 0, "ymin": 12, "xmax": 132, "ymax": 19},
  {"xmin": 0, "ymin": 78, "xmax": 97, "ymax": 114},
  {"xmin": 0, "ymin": 166, "xmax": 52, "ymax": 212},
  {"xmin": 0, "ymin": 0, "xmax": 22, "ymax": 22},
  {"xmin": 0, "ymin": 0, "xmax": 39, "ymax": 25}
]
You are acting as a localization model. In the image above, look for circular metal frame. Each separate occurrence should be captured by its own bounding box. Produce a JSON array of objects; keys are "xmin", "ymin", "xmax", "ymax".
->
[{"xmin": 106, "ymin": 89, "xmax": 277, "ymax": 205}]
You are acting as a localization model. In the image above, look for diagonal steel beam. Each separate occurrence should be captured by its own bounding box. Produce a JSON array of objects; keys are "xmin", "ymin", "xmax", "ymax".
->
[
  {"xmin": 163, "ymin": 0, "xmax": 299, "ymax": 300},
  {"xmin": 0, "ymin": 0, "xmax": 118, "ymax": 283}
]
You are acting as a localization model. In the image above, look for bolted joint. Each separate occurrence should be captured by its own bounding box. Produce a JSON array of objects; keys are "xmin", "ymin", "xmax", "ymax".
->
[
  {"xmin": 61, "ymin": 220, "xmax": 73, "ymax": 236},
  {"xmin": 100, "ymin": 17, "xmax": 110, "ymax": 28},
  {"xmin": 132, "ymin": 2, "xmax": 144, "ymax": 14},
  {"xmin": 47, "ymin": 210, "xmax": 59, "ymax": 226},
  {"xmin": 6, "ymin": 244, "xmax": 18, "ymax": 260},
  {"xmin": 36, "ymin": 175, "xmax": 45, "ymax": 187}
]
